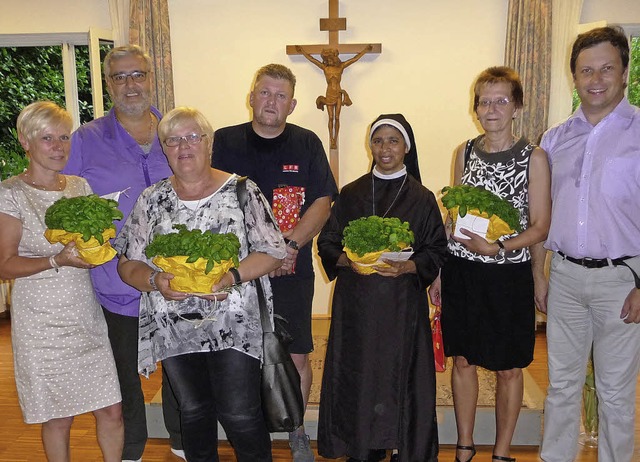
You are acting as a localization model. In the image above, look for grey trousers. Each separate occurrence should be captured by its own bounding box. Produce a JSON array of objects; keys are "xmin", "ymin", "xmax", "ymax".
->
[{"xmin": 541, "ymin": 253, "xmax": 640, "ymax": 462}]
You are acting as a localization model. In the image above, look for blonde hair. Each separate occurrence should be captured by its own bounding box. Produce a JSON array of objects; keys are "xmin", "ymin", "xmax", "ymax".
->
[
  {"xmin": 17, "ymin": 101, "xmax": 72, "ymax": 143},
  {"xmin": 254, "ymin": 64, "xmax": 296, "ymax": 94},
  {"xmin": 158, "ymin": 106, "xmax": 214, "ymax": 150}
]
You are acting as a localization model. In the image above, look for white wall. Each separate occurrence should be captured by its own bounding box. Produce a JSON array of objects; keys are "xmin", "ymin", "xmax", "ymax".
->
[
  {"xmin": 4, "ymin": 0, "xmax": 637, "ymax": 316},
  {"xmin": 581, "ymin": 0, "xmax": 640, "ymax": 24},
  {"xmin": 167, "ymin": 0, "xmax": 508, "ymax": 315},
  {"xmin": 0, "ymin": 0, "xmax": 111, "ymax": 33}
]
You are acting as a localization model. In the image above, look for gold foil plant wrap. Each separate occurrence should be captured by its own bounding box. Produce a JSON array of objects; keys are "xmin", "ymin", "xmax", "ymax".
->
[
  {"xmin": 342, "ymin": 216, "xmax": 414, "ymax": 275},
  {"xmin": 44, "ymin": 194, "xmax": 123, "ymax": 265},
  {"xmin": 440, "ymin": 185, "xmax": 521, "ymax": 242},
  {"xmin": 44, "ymin": 228, "xmax": 117, "ymax": 265},
  {"xmin": 152, "ymin": 256, "xmax": 236, "ymax": 294},
  {"xmin": 448, "ymin": 206, "xmax": 515, "ymax": 243},
  {"xmin": 344, "ymin": 246, "xmax": 413, "ymax": 275},
  {"xmin": 145, "ymin": 225, "xmax": 241, "ymax": 294}
]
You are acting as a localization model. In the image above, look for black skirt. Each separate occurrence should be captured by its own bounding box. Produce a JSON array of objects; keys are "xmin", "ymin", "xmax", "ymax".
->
[{"xmin": 441, "ymin": 255, "xmax": 535, "ymax": 371}]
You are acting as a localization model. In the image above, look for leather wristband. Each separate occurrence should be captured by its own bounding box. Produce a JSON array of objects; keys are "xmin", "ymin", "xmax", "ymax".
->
[
  {"xmin": 285, "ymin": 238, "xmax": 299, "ymax": 250},
  {"xmin": 229, "ymin": 267, "xmax": 242, "ymax": 285}
]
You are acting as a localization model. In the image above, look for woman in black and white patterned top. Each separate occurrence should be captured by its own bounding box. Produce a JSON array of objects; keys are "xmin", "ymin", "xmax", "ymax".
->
[
  {"xmin": 428, "ymin": 67, "xmax": 551, "ymax": 462},
  {"xmin": 114, "ymin": 107, "xmax": 286, "ymax": 462}
]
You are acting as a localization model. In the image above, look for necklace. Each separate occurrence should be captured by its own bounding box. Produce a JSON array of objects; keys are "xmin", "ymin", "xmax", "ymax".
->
[
  {"xmin": 22, "ymin": 171, "xmax": 65, "ymax": 191},
  {"xmin": 371, "ymin": 172, "xmax": 407, "ymax": 218},
  {"xmin": 478, "ymin": 135, "xmax": 516, "ymax": 153},
  {"xmin": 116, "ymin": 112, "xmax": 154, "ymax": 145}
]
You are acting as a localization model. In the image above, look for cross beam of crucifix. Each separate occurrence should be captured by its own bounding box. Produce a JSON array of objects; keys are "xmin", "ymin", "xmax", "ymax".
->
[{"xmin": 287, "ymin": 0, "xmax": 381, "ymax": 183}]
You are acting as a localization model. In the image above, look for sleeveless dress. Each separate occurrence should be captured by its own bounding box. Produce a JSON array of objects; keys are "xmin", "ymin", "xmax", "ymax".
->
[
  {"xmin": 441, "ymin": 136, "xmax": 536, "ymax": 371},
  {"xmin": 0, "ymin": 175, "xmax": 121, "ymax": 423}
]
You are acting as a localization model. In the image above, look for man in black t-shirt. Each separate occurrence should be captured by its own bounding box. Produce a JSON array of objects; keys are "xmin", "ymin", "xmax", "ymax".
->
[{"xmin": 213, "ymin": 64, "xmax": 337, "ymax": 462}]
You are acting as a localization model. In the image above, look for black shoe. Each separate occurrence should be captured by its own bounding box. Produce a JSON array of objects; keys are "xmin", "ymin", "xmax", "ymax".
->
[
  {"xmin": 455, "ymin": 444, "xmax": 476, "ymax": 462},
  {"xmin": 390, "ymin": 453, "xmax": 399, "ymax": 462},
  {"xmin": 492, "ymin": 456, "xmax": 515, "ymax": 462}
]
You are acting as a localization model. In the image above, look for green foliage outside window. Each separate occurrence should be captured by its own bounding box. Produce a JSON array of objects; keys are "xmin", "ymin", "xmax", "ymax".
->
[
  {"xmin": 0, "ymin": 45, "xmax": 108, "ymax": 180},
  {"xmin": 628, "ymin": 36, "xmax": 640, "ymax": 106}
]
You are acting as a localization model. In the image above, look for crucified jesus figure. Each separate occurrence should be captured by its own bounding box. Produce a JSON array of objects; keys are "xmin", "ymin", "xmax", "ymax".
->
[{"xmin": 296, "ymin": 44, "xmax": 373, "ymax": 149}]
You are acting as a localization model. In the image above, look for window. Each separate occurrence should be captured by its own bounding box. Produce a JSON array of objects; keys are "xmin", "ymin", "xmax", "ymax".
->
[{"xmin": 0, "ymin": 31, "xmax": 113, "ymax": 179}]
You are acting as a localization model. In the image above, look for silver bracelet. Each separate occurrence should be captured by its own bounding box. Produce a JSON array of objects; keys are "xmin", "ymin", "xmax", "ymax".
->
[
  {"xmin": 49, "ymin": 256, "xmax": 60, "ymax": 273},
  {"xmin": 148, "ymin": 269, "xmax": 161, "ymax": 291}
]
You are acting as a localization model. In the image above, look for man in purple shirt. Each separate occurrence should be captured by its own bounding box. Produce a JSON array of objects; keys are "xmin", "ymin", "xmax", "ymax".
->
[
  {"xmin": 64, "ymin": 45, "xmax": 182, "ymax": 461},
  {"xmin": 538, "ymin": 27, "xmax": 640, "ymax": 462}
]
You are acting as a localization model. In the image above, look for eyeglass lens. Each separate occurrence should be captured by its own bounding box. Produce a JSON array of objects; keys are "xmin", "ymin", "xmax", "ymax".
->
[
  {"xmin": 478, "ymin": 98, "xmax": 511, "ymax": 107},
  {"xmin": 111, "ymin": 71, "xmax": 147, "ymax": 84},
  {"xmin": 164, "ymin": 134, "xmax": 206, "ymax": 147}
]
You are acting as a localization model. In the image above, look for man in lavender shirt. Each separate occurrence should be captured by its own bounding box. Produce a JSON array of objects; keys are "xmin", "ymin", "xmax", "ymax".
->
[
  {"xmin": 537, "ymin": 26, "xmax": 640, "ymax": 462},
  {"xmin": 64, "ymin": 46, "xmax": 182, "ymax": 461}
]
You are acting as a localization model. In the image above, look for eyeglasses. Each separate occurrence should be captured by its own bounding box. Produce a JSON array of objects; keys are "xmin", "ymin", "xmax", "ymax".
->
[
  {"xmin": 477, "ymin": 97, "xmax": 513, "ymax": 108},
  {"xmin": 110, "ymin": 71, "xmax": 148, "ymax": 85},
  {"xmin": 164, "ymin": 134, "xmax": 207, "ymax": 147}
]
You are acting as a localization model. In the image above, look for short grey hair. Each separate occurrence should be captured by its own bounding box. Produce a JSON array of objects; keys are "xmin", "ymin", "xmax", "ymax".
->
[{"xmin": 103, "ymin": 45, "xmax": 152, "ymax": 79}]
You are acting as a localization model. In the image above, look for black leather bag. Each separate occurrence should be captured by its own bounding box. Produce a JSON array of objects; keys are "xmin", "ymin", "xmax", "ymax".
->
[
  {"xmin": 255, "ymin": 279, "xmax": 304, "ymax": 432},
  {"xmin": 237, "ymin": 177, "xmax": 304, "ymax": 433}
]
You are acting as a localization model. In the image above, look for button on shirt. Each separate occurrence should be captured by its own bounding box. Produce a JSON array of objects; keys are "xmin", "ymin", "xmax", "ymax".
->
[{"xmin": 542, "ymin": 98, "xmax": 640, "ymax": 259}]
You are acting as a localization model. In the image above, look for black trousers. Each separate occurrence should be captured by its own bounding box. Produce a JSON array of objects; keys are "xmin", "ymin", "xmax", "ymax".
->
[
  {"xmin": 102, "ymin": 308, "xmax": 182, "ymax": 459},
  {"xmin": 162, "ymin": 349, "xmax": 272, "ymax": 462}
]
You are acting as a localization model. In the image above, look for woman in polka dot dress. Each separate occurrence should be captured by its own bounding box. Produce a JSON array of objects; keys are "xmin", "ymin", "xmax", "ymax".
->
[{"xmin": 0, "ymin": 102, "xmax": 123, "ymax": 461}]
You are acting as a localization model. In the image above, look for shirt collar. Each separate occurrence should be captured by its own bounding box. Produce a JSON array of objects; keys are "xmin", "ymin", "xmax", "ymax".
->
[
  {"xmin": 372, "ymin": 165, "xmax": 407, "ymax": 180},
  {"xmin": 571, "ymin": 97, "xmax": 635, "ymax": 126}
]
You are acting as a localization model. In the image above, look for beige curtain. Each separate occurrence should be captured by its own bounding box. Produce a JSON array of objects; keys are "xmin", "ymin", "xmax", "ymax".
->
[
  {"xmin": 109, "ymin": 0, "xmax": 131, "ymax": 47},
  {"xmin": 548, "ymin": 0, "xmax": 584, "ymax": 127},
  {"xmin": 129, "ymin": 0, "xmax": 175, "ymax": 114},
  {"xmin": 505, "ymin": 0, "xmax": 552, "ymax": 143}
]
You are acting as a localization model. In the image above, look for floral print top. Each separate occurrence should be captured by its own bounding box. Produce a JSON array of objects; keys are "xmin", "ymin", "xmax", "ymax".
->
[
  {"xmin": 113, "ymin": 174, "xmax": 287, "ymax": 377},
  {"xmin": 448, "ymin": 136, "xmax": 533, "ymax": 264}
]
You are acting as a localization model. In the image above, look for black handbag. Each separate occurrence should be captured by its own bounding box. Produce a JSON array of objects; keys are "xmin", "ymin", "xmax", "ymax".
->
[
  {"xmin": 255, "ymin": 277, "xmax": 305, "ymax": 432},
  {"xmin": 236, "ymin": 177, "xmax": 304, "ymax": 433}
]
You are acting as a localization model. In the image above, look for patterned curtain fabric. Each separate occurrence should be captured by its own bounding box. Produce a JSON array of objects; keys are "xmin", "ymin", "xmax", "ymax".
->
[
  {"xmin": 505, "ymin": 0, "xmax": 552, "ymax": 144},
  {"xmin": 129, "ymin": 0, "xmax": 175, "ymax": 114}
]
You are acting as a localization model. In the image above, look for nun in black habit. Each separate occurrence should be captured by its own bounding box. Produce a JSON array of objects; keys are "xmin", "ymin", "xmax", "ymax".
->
[{"xmin": 317, "ymin": 114, "xmax": 447, "ymax": 462}]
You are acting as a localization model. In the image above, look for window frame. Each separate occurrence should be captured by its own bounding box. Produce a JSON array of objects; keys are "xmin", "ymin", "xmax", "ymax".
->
[{"xmin": 0, "ymin": 30, "xmax": 113, "ymax": 129}]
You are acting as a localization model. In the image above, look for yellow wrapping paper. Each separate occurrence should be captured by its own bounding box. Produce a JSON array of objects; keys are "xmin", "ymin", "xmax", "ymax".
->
[
  {"xmin": 152, "ymin": 255, "xmax": 236, "ymax": 294},
  {"xmin": 344, "ymin": 243, "xmax": 410, "ymax": 275},
  {"xmin": 448, "ymin": 206, "xmax": 515, "ymax": 243},
  {"xmin": 44, "ymin": 228, "xmax": 117, "ymax": 265}
]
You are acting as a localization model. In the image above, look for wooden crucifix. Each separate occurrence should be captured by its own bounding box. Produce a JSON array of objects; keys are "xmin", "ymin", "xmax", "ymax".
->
[{"xmin": 287, "ymin": 0, "xmax": 381, "ymax": 183}]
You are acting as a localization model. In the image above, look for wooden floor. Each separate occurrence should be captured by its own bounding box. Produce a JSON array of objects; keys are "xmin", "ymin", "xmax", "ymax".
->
[{"xmin": 1, "ymin": 314, "xmax": 639, "ymax": 461}]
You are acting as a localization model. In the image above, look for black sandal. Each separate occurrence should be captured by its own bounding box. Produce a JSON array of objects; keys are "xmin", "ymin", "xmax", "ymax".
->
[
  {"xmin": 455, "ymin": 444, "xmax": 476, "ymax": 462},
  {"xmin": 492, "ymin": 455, "xmax": 515, "ymax": 462}
]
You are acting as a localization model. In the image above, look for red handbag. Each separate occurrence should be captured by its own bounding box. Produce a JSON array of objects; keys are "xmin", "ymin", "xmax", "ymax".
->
[{"xmin": 432, "ymin": 311, "xmax": 446, "ymax": 372}]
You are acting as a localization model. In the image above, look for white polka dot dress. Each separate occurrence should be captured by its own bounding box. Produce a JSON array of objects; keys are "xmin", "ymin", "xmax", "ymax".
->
[{"xmin": 0, "ymin": 175, "xmax": 121, "ymax": 424}]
